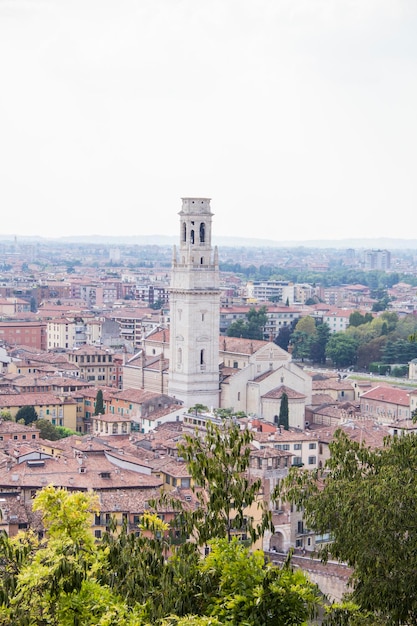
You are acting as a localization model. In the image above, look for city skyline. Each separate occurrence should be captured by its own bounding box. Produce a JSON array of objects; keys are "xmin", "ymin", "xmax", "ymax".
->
[{"xmin": 1, "ymin": 1, "xmax": 416, "ymax": 242}]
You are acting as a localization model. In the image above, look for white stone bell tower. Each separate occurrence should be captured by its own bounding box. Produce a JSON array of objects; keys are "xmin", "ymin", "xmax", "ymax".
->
[{"xmin": 168, "ymin": 198, "xmax": 220, "ymax": 409}]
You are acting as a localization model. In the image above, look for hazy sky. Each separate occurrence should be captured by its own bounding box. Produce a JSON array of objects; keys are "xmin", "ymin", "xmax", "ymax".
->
[{"xmin": 1, "ymin": 0, "xmax": 416, "ymax": 242}]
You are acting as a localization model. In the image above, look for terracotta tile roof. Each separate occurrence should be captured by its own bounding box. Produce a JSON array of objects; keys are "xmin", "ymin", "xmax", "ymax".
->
[
  {"xmin": 144, "ymin": 406, "xmax": 184, "ymax": 422},
  {"xmin": 0, "ymin": 392, "xmax": 77, "ymax": 407},
  {"xmin": 310, "ymin": 420, "xmax": 390, "ymax": 449},
  {"xmin": 0, "ymin": 453, "xmax": 163, "ymax": 490},
  {"xmin": 0, "ymin": 421, "xmax": 39, "ymax": 434},
  {"xmin": 219, "ymin": 336, "xmax": 268, "ymax": 354},
  {"xmin": 262, "ymin": 385, "xmax": 306, "ymax": 400},
  {"xmin": 92, "ymin": 413, "xmax": 131, "ymax": 423},
  {"xmin": 312, "ymin": 379, "xmax": 355, "ymax": 391},
  {"xmin": 309, "ymin": 393, "xmax": 336, "ymax": 406},
  {"xmin": 251, "ymin": 428, "xmax": 318, "ymax": 444},
  {"xmin": 111, "ymin": 388, "xmax": 168, "ymax": 403},
  {"xmin": 67, "ymin": 345, "xmax": 113, "ymax": 356},
  {"xmin": 97, "ymin": 487, "xmax": 168, "ymax": 513},
  {"xmin": 360, "ymin": 385, "xmax": 410, "ymax": 406}
]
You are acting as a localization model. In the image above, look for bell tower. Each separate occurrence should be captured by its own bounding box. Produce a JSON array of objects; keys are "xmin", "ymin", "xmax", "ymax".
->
[{"xmin": 168, "ymin": 198, "xmax": 220, "ymax": 409}]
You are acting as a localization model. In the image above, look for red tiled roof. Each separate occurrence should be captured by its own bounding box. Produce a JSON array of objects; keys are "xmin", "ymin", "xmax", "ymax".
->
[{"xmin": 360, "ymin": 385, "xmax": 410, "ymax": 406}]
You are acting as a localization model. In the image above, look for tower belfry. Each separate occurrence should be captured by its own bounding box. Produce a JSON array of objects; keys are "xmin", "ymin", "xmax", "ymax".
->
[{"xmin": 168, "ymin": 198, "xmax": 220, "ymax": 409}]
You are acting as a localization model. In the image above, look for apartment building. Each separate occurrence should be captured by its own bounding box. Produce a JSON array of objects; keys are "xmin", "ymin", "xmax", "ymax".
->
[
  {"xmin": 360, "ymin": 385, "xmax": 411, "ymax": 422},
  {"xmin": 66, "ymin": 346, "xmax": 116, "ymax": 386},
  {"xmin": 363, "ymin": 249, "xmax": 391, "ymax": 271},
  {"xmin": 219, "ymin": 305, "xmax": 300, "ymax": 338},
  {"xmin": 0, "ymin": 392, "xmax": 77, "ymax": 430},
  {"xmin": 245, "ymin": 280, "xmax": 295, "ymax": 304},
  {"xmin": 0, "ymin": 320, "xmax": 47, "ymax": 351},
  {"xmin": 47, "ymin": 317, "xmax": 102, "ymax": 350}
]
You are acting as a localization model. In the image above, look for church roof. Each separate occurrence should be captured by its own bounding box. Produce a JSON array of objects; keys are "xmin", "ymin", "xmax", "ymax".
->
[
  {"xmin": 219, "ymin": 336, "xmax": 269, "ymax": 355},
  {"xmin": 262, "ymin": 384, "xmax": 306, "ymax": 400}
]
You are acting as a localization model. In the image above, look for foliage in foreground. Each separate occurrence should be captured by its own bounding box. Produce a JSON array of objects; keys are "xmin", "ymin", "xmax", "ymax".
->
[
  {"xmin": 278, "ymin": 429, "xmax": 417, "ymax": 625},
  {"xmin": 0, "ymin": 485, "xmax": 322, "ymax": 625}
]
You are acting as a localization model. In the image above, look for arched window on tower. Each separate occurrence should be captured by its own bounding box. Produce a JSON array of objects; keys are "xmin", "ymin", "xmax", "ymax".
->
[
  {"xmin": 190, "ymin": 229, "xmax": 195, "ymax": 244},
  {"xmin": 200, "ymin": 349, "xmax": 205, "ymax": 366},
  {"xmin": 182, "ymin": 222, "xmax": 187, "ymax": 242},
  {"xmin": 177, "ymin": 347, "xmax": 182, "ymax": 366},
  {"xmin": 199, "ymin": 222, "xmax": 205, "ymax": 243}
]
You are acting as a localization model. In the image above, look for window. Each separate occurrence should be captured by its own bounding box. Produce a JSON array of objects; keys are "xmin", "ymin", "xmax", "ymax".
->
[
  {"xmin": 292, "ymin": 456, "xmax": 303, "ymax": 466},
  {"xmin": 308, "ymin": 442, "xmax": 316, "ymax": 449},
  {"xmin": 308, "ymin": 456, "xmax": 316, "ymax": 465},
  {"xmin": 294, "ymin": 443, "xmax": 302, "ymax": 450}
]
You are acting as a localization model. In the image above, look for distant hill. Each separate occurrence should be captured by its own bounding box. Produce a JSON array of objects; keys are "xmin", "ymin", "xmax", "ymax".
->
[{"xmin": 1, "ymin": 234, "xmax": 417, "ymax": 250}]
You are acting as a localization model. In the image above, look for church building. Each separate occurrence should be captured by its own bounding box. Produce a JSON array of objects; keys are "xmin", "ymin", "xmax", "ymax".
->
[{"xmin": 123, "ymin": 197, "xmax": 312, "ymax": 428}]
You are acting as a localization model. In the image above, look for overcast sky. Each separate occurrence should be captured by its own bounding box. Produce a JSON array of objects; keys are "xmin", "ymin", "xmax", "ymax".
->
[{"xmin": 1, "ymin": 0, "xmax": 416, "ymax": 242}]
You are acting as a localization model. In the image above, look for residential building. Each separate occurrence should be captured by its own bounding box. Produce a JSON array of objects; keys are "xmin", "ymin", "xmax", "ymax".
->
[
  {"xmin": 0, "ymin": 392, "xmax": 77, "ymax": 430},
  {"xmin": 66, "ymin": 345, "xmax": 117, "ymax": 387},
  {"xmin": 0, "ymin": 320, "xmax": 47, "ymax": 351},
  {"xmin": 363, "ymin": 249, "xmax": 391, "ymax": 271},
  {"xmin": 245, "ymin": 280, "xmax": 295, "ymax": 304},
  {"xmin": 360, "ymin": 385, "xmax": 411, "ymax": 422}
]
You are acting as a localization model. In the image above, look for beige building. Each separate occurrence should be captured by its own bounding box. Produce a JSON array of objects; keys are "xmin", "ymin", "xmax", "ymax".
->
[
  {"xmin": 91, "ymin": 412, "xmax": 131, "ymax": 437},
  {"xmin": 360, "ymin": 385, "xmax": 411, "ymax": 422},
  {"xmin": 0, "ymin": 392, "xmax": 77, "ymax": 430},
  {"xmin": 67, "ymin": 345, "xmax": 116, "ymax": 387},
  {"xmin": 47, "ymin": 316, "xmax": 102, "ymax": 350}
]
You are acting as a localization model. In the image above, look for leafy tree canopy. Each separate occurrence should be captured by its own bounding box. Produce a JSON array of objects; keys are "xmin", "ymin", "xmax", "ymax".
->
[
  {"xmin": 15, "ymin": 405, "xmax": 37, "ymax": 425},
  {"xmin": 227, "ymin": 306, "xmax": 268, "ymax": 340},
  {"xmin": 279, "ymin": 430, "xmax": 417, "ymax": 625},
  {"xmin": 177, "ymin": 420, "xmax": 272, "ymax": 545}
]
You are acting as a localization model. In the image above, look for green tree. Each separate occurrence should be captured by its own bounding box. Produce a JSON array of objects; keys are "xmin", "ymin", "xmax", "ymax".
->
[
  {"xmin": 349, "ymin": 311, "xmax": 373, "ymax": 327},
  {"xmin": 325, "ymin": 333, "xmax": 359, "ymax": 368},
  {"xmin": 36, "ymin": 419, "xmax": 62, "ymax": 441},
  {"xmin": 177, "ymin": 420, "xmax": 272, "ymax": 545},
  {"xmin": 199, "ymin": 538, "xmax": 321, "ymax": 625},
  {"xmin": 295, "ymin": 315, "xmax": 317, "ymax": 336},
  {"xmin": 0, "ymin": 486, "xmax": 142, "ymax": 625},
  {"xmin": 290, "ymin": 330, "xmax": 314, "ymax": 361},
  {"xmin": 279, "ymin": 430, "xmax": 417, "ymax": 625},
  {"xmin": 274, "ymin": 318, "xmax": 297, "ymax": 351},
  {"xmin": 278, "ymin": 392, "xmax": 289, "ymax": 430},
  {"xmin": 35, "ymin": 420, "xmax": 76, "ymax": 441},
  {"xmin": 309, "ymin": 322, "xmax": 331, "ymax": 364},
  {"xmin": 356, "ymin": 336, "xmax": 387, "ymax": 370},
  {"xmin": 291, "ymin": 315, "xmax": 318, "ymax": 361},
  {"xmin": 15, "ymin": 405, "xmax": 38, "ymax": 425},
  {"xmin": 101, "ymin": 511, "xmax": 204, "ymax": 622},
  {"xmin": 94, "ymin": 389, "xmax": 105, "ymax": 415},
  {"xmin": 188, "ymin": 404, "xmax": 209, "ymax": 416},
  {"xmin": 227, "ymin": 307, "xmax": 268, "ymax": 340}
]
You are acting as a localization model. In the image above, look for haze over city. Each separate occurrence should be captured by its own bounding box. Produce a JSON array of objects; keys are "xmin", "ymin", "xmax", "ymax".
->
[{"xmin": 1, "ymin": 0, "xmax": 416, "ymax": 242}]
